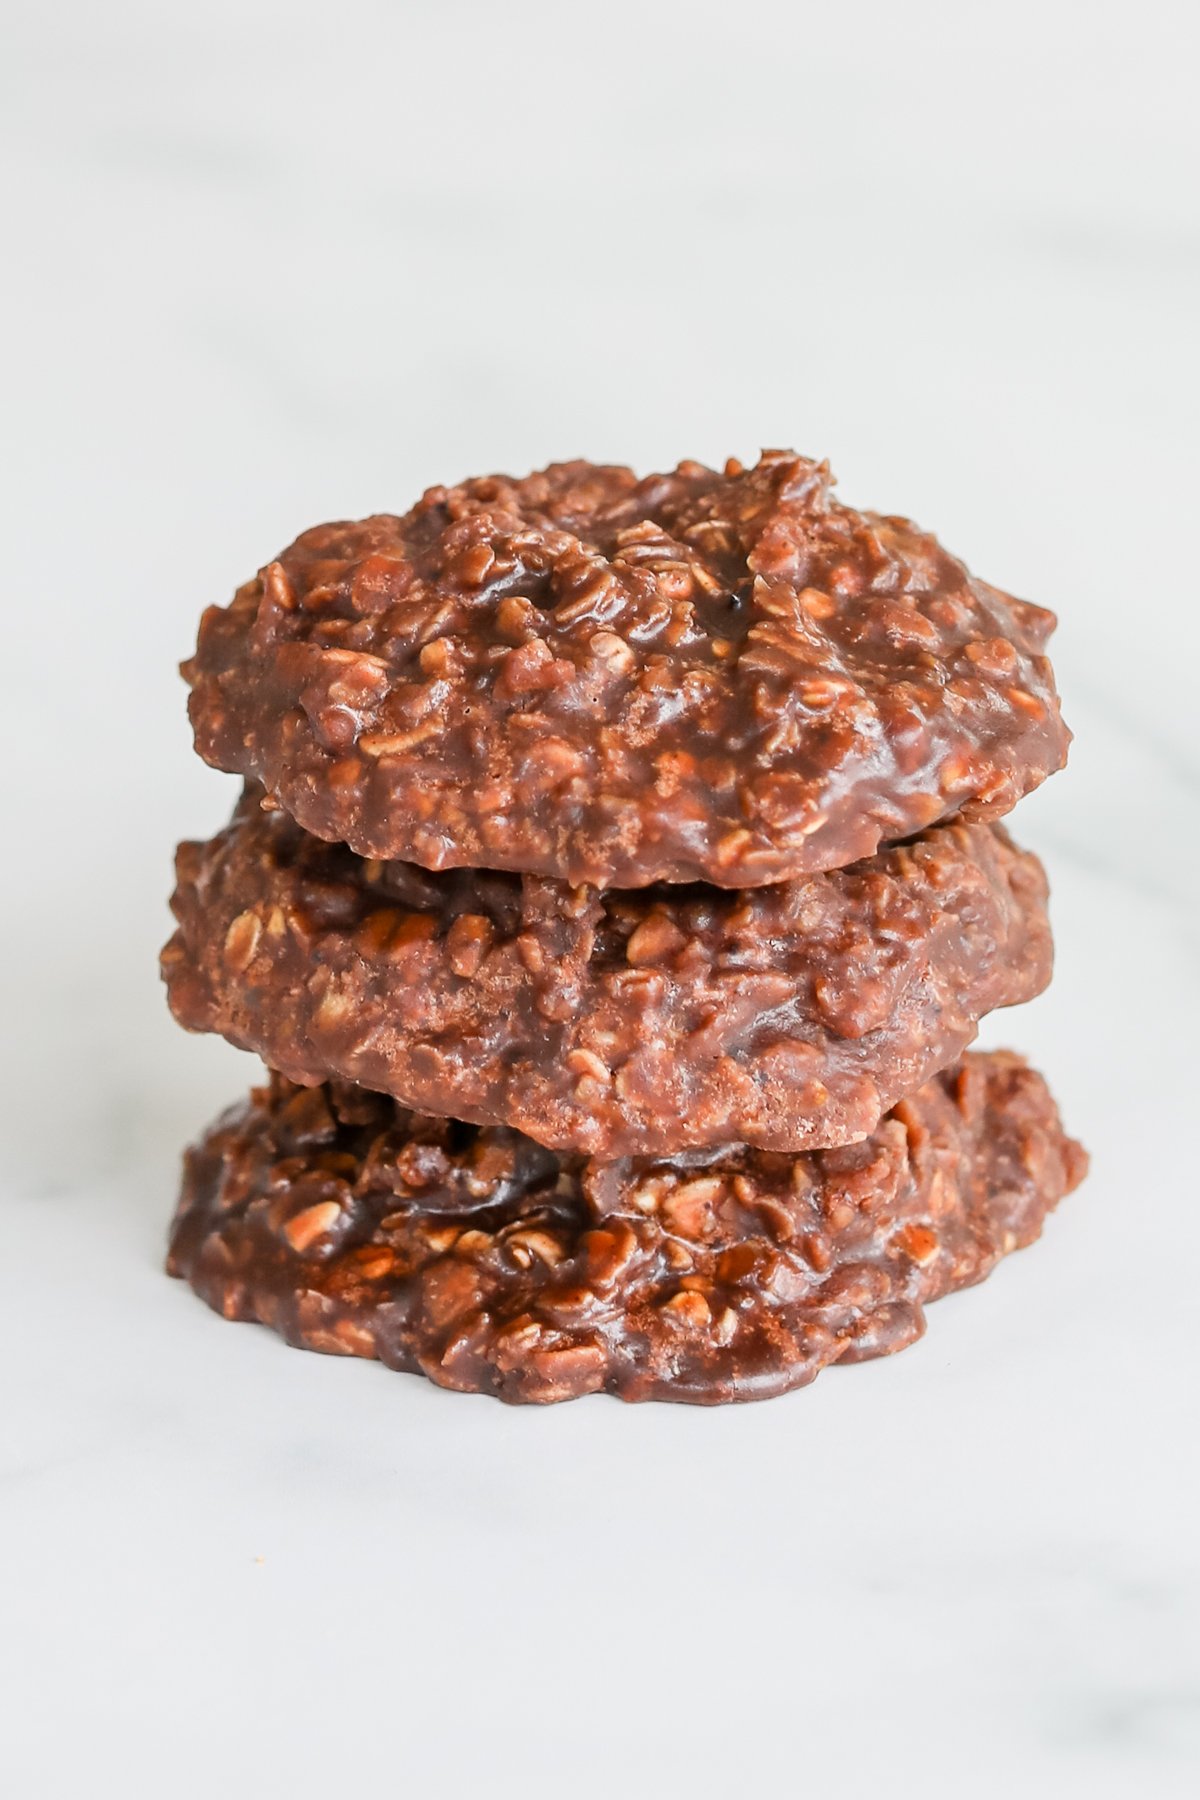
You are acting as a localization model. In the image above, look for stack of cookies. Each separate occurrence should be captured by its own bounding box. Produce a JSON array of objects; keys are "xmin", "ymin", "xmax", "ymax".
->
[{"xmin": 162, "ymin": 452, "xmax": 1086, "ymax": 1404}]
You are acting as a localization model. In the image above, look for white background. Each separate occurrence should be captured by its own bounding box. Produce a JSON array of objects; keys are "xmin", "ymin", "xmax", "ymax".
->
[{"xmin": 2, "ymin": 3, "xmax": 1199, "ymax": 1795}]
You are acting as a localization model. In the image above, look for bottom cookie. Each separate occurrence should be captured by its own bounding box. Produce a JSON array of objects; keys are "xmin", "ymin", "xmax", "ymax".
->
[{"xmin": 169, "ymin": 1053, "xmax": 1086, "ymax": 1404}]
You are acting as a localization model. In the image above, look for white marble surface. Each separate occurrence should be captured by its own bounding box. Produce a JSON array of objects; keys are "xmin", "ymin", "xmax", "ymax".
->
[{"xmin": 2, "ymin": 3, "xmax": 1199, "ymax": 1795}]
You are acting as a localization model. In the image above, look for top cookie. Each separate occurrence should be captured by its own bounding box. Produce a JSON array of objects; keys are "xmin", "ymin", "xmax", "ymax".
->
[{"xmin": 185, "ymin": 452, "xmax": 1069, "ymax": 888}]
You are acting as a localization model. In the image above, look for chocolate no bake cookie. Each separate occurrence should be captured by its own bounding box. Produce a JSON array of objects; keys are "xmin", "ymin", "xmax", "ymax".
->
[
  {"xmin": 168, "ymin": 1052, "xmax": 1087, "ymax": 1405},
  {"xmin": 166, "ymin": 445, "xmax": 1085, "ymax": 1405},
  {"xmin": 163, "ymin": 787, "xmax": 1053, "ymax": 1156},
  {"xmin": 184, "ymin": 453, "xmax": 1069, "ymax": 889}
]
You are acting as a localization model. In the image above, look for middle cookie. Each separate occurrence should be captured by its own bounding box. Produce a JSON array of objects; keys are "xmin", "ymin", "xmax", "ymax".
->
[{"xmin": 163, "ymin": 787, "xmax": 1052, "ymax": 1158}]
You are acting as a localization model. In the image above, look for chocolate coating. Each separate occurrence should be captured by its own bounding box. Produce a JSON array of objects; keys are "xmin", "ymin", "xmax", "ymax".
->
[
  {"xmin": 184, "ymin": 452, "xmax": 1069, "ymax": 889},
  {"xmin": 163, "ymin": 788, "xmax": 1053, "ymax": 1157},
  {"xmin": 168, "ymin": 1053, "xmax": 1087, "ymax": 1405}
]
